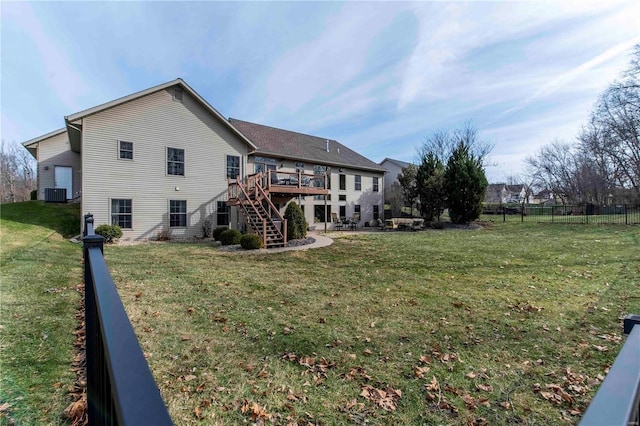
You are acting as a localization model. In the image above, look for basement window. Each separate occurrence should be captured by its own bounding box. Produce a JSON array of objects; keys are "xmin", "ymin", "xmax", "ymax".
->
[{"xmin": 169, "ymin": 200, "xmax": 187, "ymax": 227}]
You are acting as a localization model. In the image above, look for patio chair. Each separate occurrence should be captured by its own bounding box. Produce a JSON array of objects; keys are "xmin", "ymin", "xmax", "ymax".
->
[
  {"xmin": 349, "ymin": 213, "xmax": 360, "ymax": 230},
  {"xmin": 332, "ymin": 212, "xmax": 344, "ymax": 231}
]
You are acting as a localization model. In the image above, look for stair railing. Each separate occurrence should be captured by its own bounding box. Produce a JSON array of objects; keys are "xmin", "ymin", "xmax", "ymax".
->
[{"xmin": 255, "ymin": 173, "xmax": 287, "ymax": 245}]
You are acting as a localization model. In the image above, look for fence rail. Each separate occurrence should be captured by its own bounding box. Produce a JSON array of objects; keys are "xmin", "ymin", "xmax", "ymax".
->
[
  {"xmin": 83, "ymin": 214, "xmax": 173, "ymax": 425},
  {"xmin": 579, "ymin": 315, "xmax": 640, "ymax": 426},
  {"xmin": 482, "ymin": 204, "xmax": 640, "ymax": 225}
]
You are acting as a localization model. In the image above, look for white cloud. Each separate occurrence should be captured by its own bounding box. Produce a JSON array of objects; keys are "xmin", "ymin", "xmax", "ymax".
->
[
  {"xmin": 396, "ymin": 0, "xmax": 639, "ymax": 112},
  {"xmin": 261, "ymin": 3, "xmax": 406, "ymax": 115}
]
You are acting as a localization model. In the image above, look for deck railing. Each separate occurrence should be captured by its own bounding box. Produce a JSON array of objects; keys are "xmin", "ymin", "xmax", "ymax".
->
[
  {"xmin": 83, "ymin": 214, "xmax": 173, "ymax": 425},
  {"xmin": 579, "ymin": 314, "xmax": 640, "ymax": 425}
]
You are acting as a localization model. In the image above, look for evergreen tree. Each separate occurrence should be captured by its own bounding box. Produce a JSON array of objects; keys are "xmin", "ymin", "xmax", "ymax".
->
[
  {"xmin": 444, "ymin": 142, "xmax": 488, "ymax": 223},
  {"xmin": 417, "ymin": 153, "xmax": 446, "ymax": 221},
  {"xmin": 284, "ymin": 202, "xmax": 307, "ymax": 240}
]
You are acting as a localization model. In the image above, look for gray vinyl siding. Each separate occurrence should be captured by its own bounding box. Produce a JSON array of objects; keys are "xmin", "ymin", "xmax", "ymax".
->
[
  {"xmin": 81, "ymin": 87, "xmax": 249, "ymax": 241},
  {"xmin": 36, "ymin": 131, "xmax": 81, "ymax": 200}
]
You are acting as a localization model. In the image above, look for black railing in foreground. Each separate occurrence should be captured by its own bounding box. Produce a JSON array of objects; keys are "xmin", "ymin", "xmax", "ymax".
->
[
  {"xmin": 579, "ymin": 314, "xmax": 640, "ymax": 426},
  {"xmin": 83, "ymin": 214, "xmax": 173, "ymax": 425}
]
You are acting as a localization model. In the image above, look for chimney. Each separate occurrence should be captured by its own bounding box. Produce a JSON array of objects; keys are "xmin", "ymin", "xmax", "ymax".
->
[{"xmin": 326, "ymin": 139, "xmax": 329, "ymax": 152}]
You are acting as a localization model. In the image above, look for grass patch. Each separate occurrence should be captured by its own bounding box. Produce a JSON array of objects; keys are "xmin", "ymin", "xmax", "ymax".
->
[
  {"xmin": 0, "ymin": 202, "xmax": 82, "ymax": 425},
  {"xmin": 102, "ymin": 223, "xmax": 640, "ymax": 424}
]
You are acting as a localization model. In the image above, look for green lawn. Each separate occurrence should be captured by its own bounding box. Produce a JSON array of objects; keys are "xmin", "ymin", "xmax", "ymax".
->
[
  {"xmin": 2, "ymin": 202, "xmax": 639, "ymax": 425},
  {"xmin": 0, "ymin": 202, "xmax": 82, "ymax": 425},
  {"xmin": 106, "ymin": 223, "xmax": 639, "ymax": 425}
]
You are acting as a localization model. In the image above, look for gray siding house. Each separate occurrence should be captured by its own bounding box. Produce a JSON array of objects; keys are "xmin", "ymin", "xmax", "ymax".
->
[
  {"xmin": 23, "ymin": 79, "xmax": 385, "ymax": 242},
  {"xmin": 379, "ymin": 158, "xmax": 411, "ymax": 193}
]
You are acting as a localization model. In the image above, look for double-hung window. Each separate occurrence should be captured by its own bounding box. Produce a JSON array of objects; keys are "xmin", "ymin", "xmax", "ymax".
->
[
  {"xmin": 167, "ymin": 147, "xmax": 185, "ymax": 176},
  {"xmin": 373, "ymin": 177, "xmax": 379, "ymax": 192},
  {"xmin": 227, "ymin": 155, "xmax": 240, "ymax": 179},
  {"xmin": 217, "ymin": 201, "xmax": 229, "ymax": 226},
  {"xmin": 355, "ymin": 175, "xmax": 362, "ymax": 191},
  {"xmin": 111, "ymin": 199, "xmax": 132, "ymax": 229},
  {"xmin": 339, "ymin": 174, "xmax": 346, "ymax": 190},
  {"xmin": 169, "ymin": 200, "xmax": 187, "ymax": 227},
  {"xmin": 119, "ymin": 141, "xmax": 133, "ymax": 160}
]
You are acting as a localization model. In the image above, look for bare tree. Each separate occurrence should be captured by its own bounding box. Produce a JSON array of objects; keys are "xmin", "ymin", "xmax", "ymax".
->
[
  {"xmin": 385, "ymin": 181, "xmax": 405, "ymax": 218},
  {"xmin": 528, "ymin": 45, "xmax": 640, "ymax": 204},
  {"xmin": 584, "ymin": 45, "xmax": 640, "ymax": 200},
  {"xmin": 526, "ymin": 141, "xmax": 579, "ymax": 204},
  {"xmin": 416, "ymin": 122, "xmax": 494, "ymax": 167},
  {"xmin": 1, "ymin": 140, "xmax": 36, "ymax": 203},
  {"xmin": 398, "ymin": 164, "xmax": 419, "ymax": 212}
]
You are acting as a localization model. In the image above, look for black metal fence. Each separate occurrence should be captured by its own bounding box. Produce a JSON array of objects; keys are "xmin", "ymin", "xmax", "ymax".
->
[
  {"xmin": 482, "ymin": 204, "xmax": 640, "ymax": 224},
  {"xmin": 83, "ymin": 214, "xmax": 173, "ymax": 425},
  {"xmin": 579, "ymin": 315, "xmax": 640, "ymax": 425}
]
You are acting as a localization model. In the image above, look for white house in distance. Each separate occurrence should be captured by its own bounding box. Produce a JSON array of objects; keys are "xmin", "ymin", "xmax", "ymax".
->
[
  {"xmin": 484, "ymin": 184, "xmax": 531, "ymax": 204},
  {"xmin": 379, "ymin": 158, "xmax": 411, "ymax": 194},
  {"xmin": 22, "ymin": 79, "xmax": 385, "ymax": 246}
]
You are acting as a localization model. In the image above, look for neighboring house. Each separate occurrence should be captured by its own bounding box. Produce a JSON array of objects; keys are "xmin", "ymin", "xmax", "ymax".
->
[
  {"xmin": 484, "ymin": 184, "xmax": 530, "ymax": 204},
  {"xmin": 22, "ymin": 79, "xmax": 385, "ymax": 245},
  {"xmin": 531, "ymin": 189, "xmax": 557, "ymax": 205},
  {"xmin": 379, "ymin": 158, "xmax": 411, "ymax": 193}
]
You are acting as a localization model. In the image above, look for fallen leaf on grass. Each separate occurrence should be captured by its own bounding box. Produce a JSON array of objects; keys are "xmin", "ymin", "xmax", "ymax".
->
[
  {"xmin": 360, "ymin": 384, "xmax": 402, "ymax": 411},
  {"xmin": 414, "ymin": 365, "xmax": 431, "ymax": 379},
  {"xmin": 425, "ymin": 376, "xmax": 439, "ymax": 392},
  {"xmin": 193, "ymin": 406, "xmax": 203, "ymax": 419},
  {"xmin": 475, "ymin": 384, "xmax": 493, "ymax": 392},
  {"xmin": 239, "ymin": 400, "xmax": 273, "ymax": 421}
]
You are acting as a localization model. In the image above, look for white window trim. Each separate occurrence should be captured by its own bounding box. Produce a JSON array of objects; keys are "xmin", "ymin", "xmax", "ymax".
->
[
  {"xmin": 117, "ymin": 140, "xmax": 134, "ymax": 161},
  {"xmin": 226, "ymin": 154, "xmax": 241, "ymax": 180},
  {"xmin": 109, "ymin": 198, "xmax": 133, "ymax": 230},
  {"xmin": 166, "ymin": 146, "xmax": 185, "ymax": 177},
  {"xmin": 168, "ymin": 199, "xmax": 188, "ymax": 228}
]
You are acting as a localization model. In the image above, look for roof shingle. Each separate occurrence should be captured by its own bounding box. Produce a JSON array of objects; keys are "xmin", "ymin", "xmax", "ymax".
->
[{"xmin": 229, "ymin": 118, "xmax": 385, "ymax": 173}]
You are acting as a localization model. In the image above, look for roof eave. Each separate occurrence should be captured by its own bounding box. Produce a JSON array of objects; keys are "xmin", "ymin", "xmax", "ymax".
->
[
  {"xmin": 64, "ymin": 78, "xmax": 257, "ymax": 151},
  {"xmin": 21, "ymin": 127, "xmax": 67, "ymax": 147},
  {"xmin": 252, "ymin": 149, "xmax": 386, "ymax": 173}
]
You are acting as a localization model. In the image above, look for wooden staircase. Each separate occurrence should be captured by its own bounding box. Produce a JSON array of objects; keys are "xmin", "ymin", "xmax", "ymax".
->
[{"xmin": 228, "ymin": 173, "xmax": 287, "ymax": 248}]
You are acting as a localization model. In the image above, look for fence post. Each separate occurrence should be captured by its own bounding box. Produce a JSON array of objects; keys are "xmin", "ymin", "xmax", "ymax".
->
[
  {"xmin": 82, "ymin": 214, "xmax": 106, "ymax": 423},
  {"xmin": 625, "ymin": 204, "xmax": 628, "ymax": 225},
  {"xmin": 624, "ymin": 314, "xmax": 640, "ymax": 335}
]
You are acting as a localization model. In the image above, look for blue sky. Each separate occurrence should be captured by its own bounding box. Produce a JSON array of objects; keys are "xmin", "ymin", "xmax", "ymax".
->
[{"xmin": 2, "ymin": 1, "xmax": 639, "ymax": 182}]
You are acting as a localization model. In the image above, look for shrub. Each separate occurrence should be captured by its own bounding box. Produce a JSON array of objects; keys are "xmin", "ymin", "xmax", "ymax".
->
[
  {"xmin": 284, "ymin": 202, "xmax": 307, "ymax": 241},
  {"xmin": 431, "ymin": 221, "xmax": 446, "ymax": 230},
  {"xmin": 212, "ymin": 226, "xmax": 228, "ymax": 241},
  {"xmin": 155, "ymin": 228, "xmax": 171, "ymax": 241},
  {"xmin": 201, "ymin": 219, "xmax": 213, "ymax": 238},
  {"xmin": 95, "ymin": 224, "xmax": 123, "ymax": 243},
  {"xmin": 240, "ymin": 233, "xmax": 263, "ymax": 250},
  {"xmin": 219, "ymin": 229, "xmax": 242, "ymax": 245}
]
